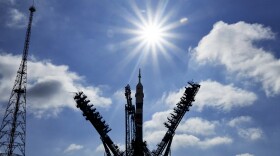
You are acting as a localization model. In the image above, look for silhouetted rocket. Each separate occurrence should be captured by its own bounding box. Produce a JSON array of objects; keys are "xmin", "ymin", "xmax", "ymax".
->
[{"xmin": 135, "ymin": 69, "xmax": 144, "ymax": 143}]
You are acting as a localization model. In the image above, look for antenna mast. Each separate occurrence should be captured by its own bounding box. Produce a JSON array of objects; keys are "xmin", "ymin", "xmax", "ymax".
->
[{"xmin": 0, "ymin": 5, "xmax": 36, "ymax": 156}]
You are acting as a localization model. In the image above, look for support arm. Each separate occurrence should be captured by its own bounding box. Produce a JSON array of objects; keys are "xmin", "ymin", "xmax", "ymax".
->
[
  {"xmin": 74, "ymin": 92, "xmax": 124, "ymax": 156},
  {"xmin": 152, "ymin": 82, "xmax": 200, "ymax": 156}
]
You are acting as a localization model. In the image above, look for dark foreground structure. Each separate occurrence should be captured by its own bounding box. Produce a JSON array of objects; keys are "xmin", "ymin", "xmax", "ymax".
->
[
  {"xmin": 74, "ymin": 70, "xmax": 200, "ymax": 156},
  {"xmin": 0, "ymin": 6, "xmax": 36, "ymax": 156}
]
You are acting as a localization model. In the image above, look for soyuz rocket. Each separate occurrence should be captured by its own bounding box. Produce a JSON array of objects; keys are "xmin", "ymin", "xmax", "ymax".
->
[{"xmin": 135, "ymin": 69, "xmax": 144, "ymax": 155}]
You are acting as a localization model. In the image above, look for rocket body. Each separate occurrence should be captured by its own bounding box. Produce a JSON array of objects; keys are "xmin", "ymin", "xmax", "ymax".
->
[
  {"xmin": 135, "ymin": 82, "xmax": 144, "ymax": 142},
  {"xmin": 134, "ymin": 70, "xmax": 144, "ymax": 155}
]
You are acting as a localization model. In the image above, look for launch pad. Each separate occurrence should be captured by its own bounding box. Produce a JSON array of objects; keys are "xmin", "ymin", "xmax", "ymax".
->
[{"xmin": 73, "ymin": 70, "xmax": 200, "ymax": 156}]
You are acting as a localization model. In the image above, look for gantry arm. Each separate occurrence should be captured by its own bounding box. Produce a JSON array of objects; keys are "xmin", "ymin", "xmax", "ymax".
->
[
  {"xmin": 74, "ymin": 92, "xmax": 124, "ymax": 156},
  {"xmin": 151, "ymin": 82, "xmax": 200, "ymax": 156}
]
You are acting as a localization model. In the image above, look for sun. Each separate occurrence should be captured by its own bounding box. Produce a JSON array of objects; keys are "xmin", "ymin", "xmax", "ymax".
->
[
  {"xmin": 119, "ymin": 1, "xmax": 184, "ymax": 79},
  {"xmin": 140, "ymin": 23, "xmax": 164, "ymax": 45}
]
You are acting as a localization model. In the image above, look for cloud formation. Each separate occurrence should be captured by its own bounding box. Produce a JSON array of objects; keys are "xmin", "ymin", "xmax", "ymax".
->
[
  {"xmin": 64, "ymin": 143, "xmax": 84, "ymax": 153},
  {"xmin": 146, "ymin": 131, "xmax": 232, "ymax": 150},
  {"xmin": 6, "ymin": 8, "xmax": 27, "ymax": 28},
  {"xmin": 238, "ymin": 128, "xmax": 263, "ymax": 141},
  {"xmin": 0, "ymin": 53, "xmax": 112, "ymax": 117},
  {"xmin": 177, "ymin": 117, "xmax": 217, "ymax": 136},
  {"xmin": 144, "ymin": 113, "xmax": 231, "ymax": 150},
  {"xmin": 236, "ymin": 153, "xmax": 254, "ymax": 156},
  {"xmin": 159, "ymin": 80, "xmax": 257, "ymax": 111},
  {"xmin": 228, "ymin": 116, "xmax": 252, "ymax": 128},
  {"xmin": 192, "ymin": 21, "xmax": 280, "ymax": 96},
  {"xmin": 142, "ymin": 79, "xmax": 258, "ymax": 151},
  {"xmin": 227, "ymin": 116, "xmax": 263, "ymax": 141},
  {"xmin": 95, "ymin": 143, "xmax": 125, "ymax": 153},
  {"xmin": 195, "ymin": 80, "xmax": 257, "ymax": 111},
  {"xmin": 144, "ymin": 110, "xmax": 171, "ymax": 131},
  {"xmin": 173, "ymin": 134, "xmax": 232, "ymax": 150},
  {"xmin": 180, "ymin": 17, "xmax": 188, "ymax": 24}
]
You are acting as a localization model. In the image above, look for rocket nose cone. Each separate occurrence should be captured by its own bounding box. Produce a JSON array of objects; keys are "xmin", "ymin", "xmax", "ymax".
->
[{"xmin": 29, "ymin": 6, "xmax": 36, "ymax": 12}]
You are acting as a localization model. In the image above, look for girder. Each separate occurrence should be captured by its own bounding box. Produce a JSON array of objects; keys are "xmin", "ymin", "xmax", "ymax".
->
[
  {"xmin": 74, "ymin": 92, "xmax": 123, "ymax": 156},
  {"xmin": 151, "ymin": 82, "xmax": 200, "ymax": 156}
]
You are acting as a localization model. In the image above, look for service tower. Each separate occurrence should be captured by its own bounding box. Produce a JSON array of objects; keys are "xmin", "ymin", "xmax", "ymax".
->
[
  {"xmin": 134, "ymin": 69, "xmax": 144, "ymax": 156},
  {"xmin": 73, "ymin": 69, "xmax": 201, "ymax": 156}
]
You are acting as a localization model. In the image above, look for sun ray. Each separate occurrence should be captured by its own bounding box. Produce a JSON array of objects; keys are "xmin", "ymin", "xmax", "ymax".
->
[{"xmin": 118, "ymin": 0, "xmax": 186, "ymax": 76}]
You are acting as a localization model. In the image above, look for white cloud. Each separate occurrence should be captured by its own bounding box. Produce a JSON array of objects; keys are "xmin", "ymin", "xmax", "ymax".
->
[
  {"xmin": 180, "ymin": 17, "xmax": 188, "ymax": 24},
  {"xmin": 145, "ymin": 113, "xmax": 217, "ymax": 136},
  {"xmin": 161, "ymin": 88, "xmax": 184, "ymax": 107},
  {"xmin": 173, "ymin": 134, "xmax": 232, "ymax": 149},
  {"xmin": 177, "ymin": 117, "xmax": 217, "ymax": 136},
  {"xmin": 64, "ymin": 143, "xmax": 84, "ymax": 153},
  {"xmin": 0, "ymin": 53, "xmax": 112, "ymax": 117},
  {"xmin": 142, "ymin": 79, "xmax": 257, "ymax": 150},
  {"xmin": 112, "ymin": 89, "xmax": 124, "ymax": 103},
  {"xmin": 159, "ymin": 80, "xmax": 257, "ymax": 111},
  {"xmin": 143, "ymin": 111, "xmax": 173, "ymax": 149},
  {"xmin": 95, "ymin": 143, "xmax": 125, "ymax": 153},
  {"xmin": 195, "ymin": 80, "xmax": 257, "ymax": 111},
  {"xmin": 0, "ymin": 54, "xmax": 23, "ymax": 101},
  {"xmin": 228, "ymin": 116, "xmax": 252, "ymax": 127},
  {"xmin": 144, "ymin": 110, "xmax": 171, "ymax": 131},
  {"xmin": 95, "ymin": 144, "xmax": 104, "ymax": 153},
  {"xmin": 173, "ymin": 134, "xmax": 200, "ymax": 148},
  {"xmin": 228, "ymin": 116, "xmax": 263, "ymax": 141},
  {"xmin": 192, "ymin": 21, "xmax": 280, "ymax": 96},
  {"xmin": 197, "ymin": 136, "xmax": 233, "ymax": 149},
  {"xmin": 236, "ymin": 153, "xmax": 254, "ymax": 156},
  {"xmin": 6, "ymin": 8, "xmax": 28, "ymax": 28},
  {"xmin": 238, "ymin": 128, "xmax": 263, "ymax": 141},
  {"xmin": 144, "ymin": 112, "xmax": 217, "ymax": 136},
  {"xmin": 143, "ymin": 110, "xmax": 231, "ymax": 150},
  {"xmin": 144, "ymin": 130, "xmax": 167, "ymax": 148}
]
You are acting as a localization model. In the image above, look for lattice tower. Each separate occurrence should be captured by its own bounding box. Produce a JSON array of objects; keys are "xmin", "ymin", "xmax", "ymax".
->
[{"xmin": 0, "ymin": 5, "xmax": 36, "ymax": 156}]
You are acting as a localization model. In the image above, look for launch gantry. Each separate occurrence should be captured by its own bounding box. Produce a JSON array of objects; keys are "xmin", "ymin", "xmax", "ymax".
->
[{"xmin": 73, "ymin": 70, "xmax": 200, "ymax": 156}]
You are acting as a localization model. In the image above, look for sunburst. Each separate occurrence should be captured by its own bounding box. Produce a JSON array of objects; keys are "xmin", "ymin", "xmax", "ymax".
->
[
  {"xmin": 119, "ymin": 0, "xmax": 185, "ymax": 80},
  {"xmin": 140, "ymin": 23, "xmax": 164, "ymax": 45}
]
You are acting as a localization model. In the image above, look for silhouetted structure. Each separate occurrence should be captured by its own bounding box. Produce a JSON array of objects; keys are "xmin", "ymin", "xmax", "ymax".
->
[
  {"xmin": 0, "ymin": 6, "xmax": 36, "ymax": 156},
  {"xmin": 74, "ymin": 70, "xmax": 200, "ymax": 156}
]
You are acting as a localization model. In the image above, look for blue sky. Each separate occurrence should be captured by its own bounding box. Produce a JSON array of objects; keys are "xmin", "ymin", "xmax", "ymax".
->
[{"xmin": 0, "ymin": 0, "xmax": 280, "ymax": 156}]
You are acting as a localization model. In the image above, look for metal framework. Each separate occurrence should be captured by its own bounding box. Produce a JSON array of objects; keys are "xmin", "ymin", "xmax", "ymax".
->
[
  {"xmin": 73, "ymin": 72, "xmax": 200, "ymax": 156},
  {"xmin": 0, "ymin": 6, "xmax": 36, "ymax": 156},
  {"xmin": 125, "ymin": 85, "xmax": 136, "ymax": 156},
  {"xmin": 151, "ymin": 82, "xmax": 200, "ymax": 156},
  {"xmin": 74, "ymin": 92, "xmax": 123, "ymax": 156}
]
